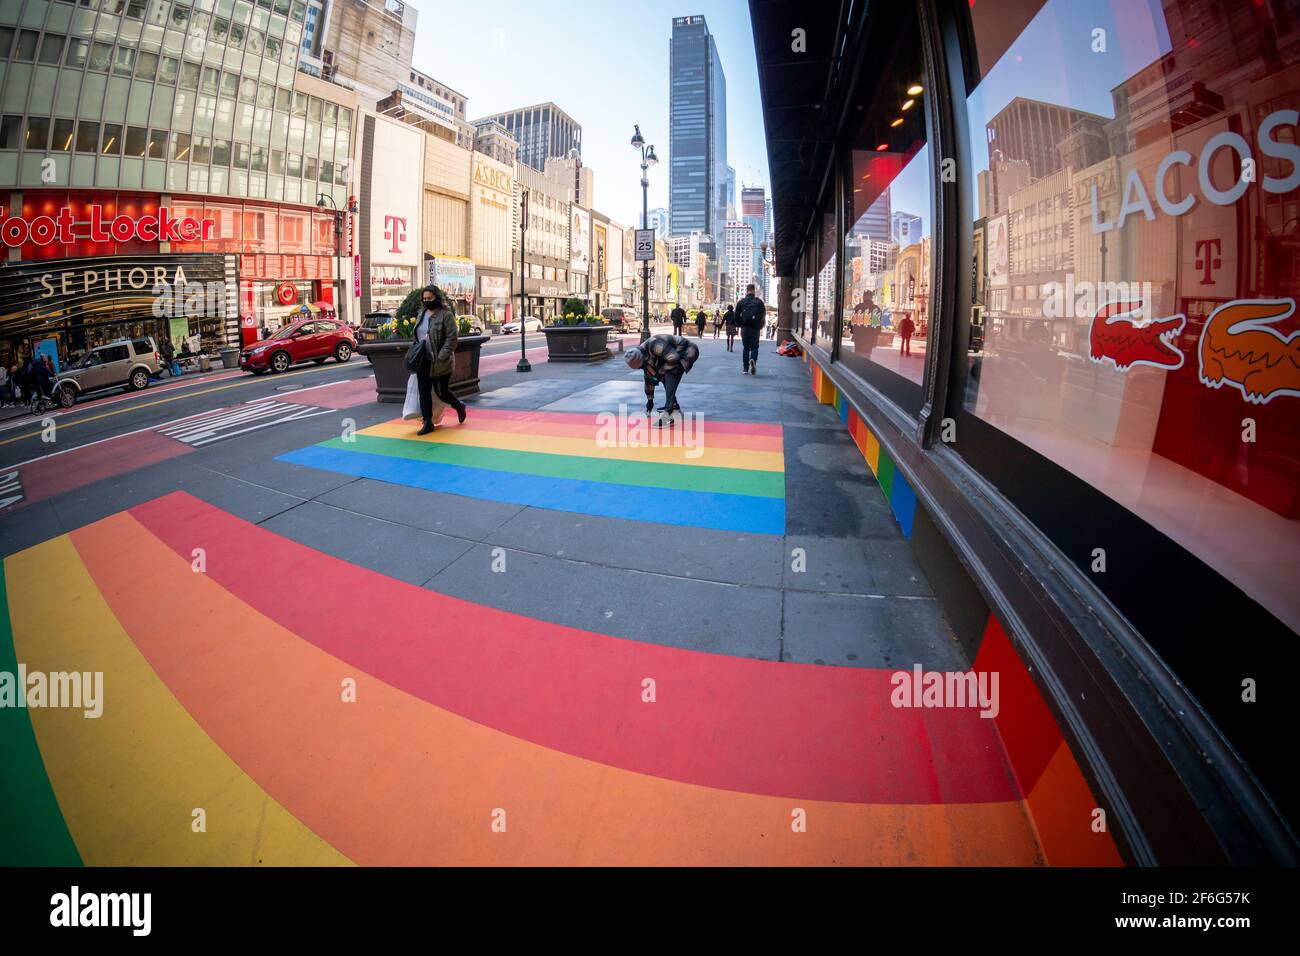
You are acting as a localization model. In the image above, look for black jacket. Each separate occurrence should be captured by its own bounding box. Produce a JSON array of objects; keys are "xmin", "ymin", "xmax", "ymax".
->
[
  {"xmin": 640, "ymin": 334, "xmax": 699, "ymax": 399},
  {"xmin": 736, "ymin": 293, "xmax": 766, "ymax": 333}
]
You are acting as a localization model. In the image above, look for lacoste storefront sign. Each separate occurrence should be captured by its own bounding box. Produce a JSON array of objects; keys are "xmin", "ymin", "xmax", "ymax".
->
[{"xmin": 0, "ymin": 205, "xmax": 216, "ymax": 246}]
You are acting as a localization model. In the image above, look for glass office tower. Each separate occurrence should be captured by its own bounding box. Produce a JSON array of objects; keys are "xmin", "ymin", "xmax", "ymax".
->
[{"xmin": 668, "ymin": 14, "xmax": 725, "ymax": 238}]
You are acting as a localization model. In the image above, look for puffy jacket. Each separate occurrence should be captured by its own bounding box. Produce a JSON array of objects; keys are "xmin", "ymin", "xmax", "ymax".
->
[
  {"xmin": 640, "ymin": 334, "xmax": 699, "ymax": 400},
  {"xmin": 736, "ymin": 293, "xmax": 766, "ymax": 332},
  {"xmin": 419, "ymin": 307, "xmax": 459, "ymax": 377}
]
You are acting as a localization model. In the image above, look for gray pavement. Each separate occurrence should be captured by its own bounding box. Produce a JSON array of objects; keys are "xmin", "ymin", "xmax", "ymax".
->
[{"xmin": 2, "ymin": 332, "xmax": 966, "ymax": 673}]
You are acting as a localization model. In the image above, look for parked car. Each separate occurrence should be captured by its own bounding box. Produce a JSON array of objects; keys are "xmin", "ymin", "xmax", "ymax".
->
[
  {"xmin": 500, "ymin": 317, "xmax": 544, "ymax": 334},
  {"xmin": 601, "ymin": 307, "xmax": 635, "ymax": 332},
  {"xmin": 240, "ymin": 319, "xmax": 356, "ymax": 374},
  {"xmin": 53, "ymin": 337, "xmax": 161, "ymax": 408}
]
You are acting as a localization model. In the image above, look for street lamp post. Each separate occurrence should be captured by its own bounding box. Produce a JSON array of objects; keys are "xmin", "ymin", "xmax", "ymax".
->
[
  {"xmin": 316, "ymin": 192, "xmax": 357, "ymax": 324},
  {"xmin": 630, "ymin": 125, "xmax": 658, "ymax": 343},
  {"xmin": 518, "ymin": 190, "xmax": 530, "ymax": 372}
]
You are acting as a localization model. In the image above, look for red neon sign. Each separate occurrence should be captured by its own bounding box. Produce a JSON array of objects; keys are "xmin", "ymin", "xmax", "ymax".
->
[{"xmin": 0, "ymin": 205, "xmax": 216, "ymax": 247}]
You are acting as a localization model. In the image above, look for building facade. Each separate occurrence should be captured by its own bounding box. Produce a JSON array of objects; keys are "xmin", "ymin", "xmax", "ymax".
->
[
  {"xmin": 668, "ymin": 14, "xmax": 726, "ymax": 237},
  {"xmin": 0, "ymin": 0, "xmax": 357, "ymax": 366},
  {"xmin": 296, "ymin": 0, "xmax": 417, "ymax": 109},
  {"xmin": 724, "ymin": 220, "xmax": 753, "ymax": 294},
  {"xmin": 512, "ymin": 160, "xmax": 571, "ymax": 320},
  {"xmin": 479, "ymin": 101, "xmax": 580, "ymax": 173},
  {"xmin": 755, "ymin": 0, "xmax": 1300, "ymax": 863},
  {"xmin": 741, "ymin": 185, "xmax": 766, "ymax": 291}
]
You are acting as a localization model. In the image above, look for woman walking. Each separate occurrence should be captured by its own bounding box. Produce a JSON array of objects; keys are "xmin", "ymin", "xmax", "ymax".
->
[
  {"xmin": 413, "ymin": 285, "xmax": 467, "ymax": 436},
  {"xmin": 723, "ymin": 304, "xmax": 738, "ymax": 351}
]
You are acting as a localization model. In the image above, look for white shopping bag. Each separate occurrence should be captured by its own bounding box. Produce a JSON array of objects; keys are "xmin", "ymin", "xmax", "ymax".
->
[{"xmin": 401, "ymin": 373, "xmax": 448, "ymax": 424}]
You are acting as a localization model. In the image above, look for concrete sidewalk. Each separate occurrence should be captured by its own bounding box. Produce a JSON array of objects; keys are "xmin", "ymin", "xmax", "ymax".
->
[{"xmin": 1, "ymin": 331, "xmax": 1041, "ymax": 866}]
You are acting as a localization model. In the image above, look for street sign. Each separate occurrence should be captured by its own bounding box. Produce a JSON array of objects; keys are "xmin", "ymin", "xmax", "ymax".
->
[{"xmin": 634, "ymin": 229, "xmax": 655, "ymax": 261}]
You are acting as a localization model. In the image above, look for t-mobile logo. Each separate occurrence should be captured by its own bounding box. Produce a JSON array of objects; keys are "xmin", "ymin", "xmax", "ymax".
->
[{"xmin": 383, "ymin": 215, "xmax": 407, "ymax": 254}]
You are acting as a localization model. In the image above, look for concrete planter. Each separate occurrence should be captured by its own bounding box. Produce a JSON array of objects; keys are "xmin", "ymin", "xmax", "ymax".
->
[
  {"xmin": 542, "ymin": 325, "xmax": 611, "ymax": 363},
  {"xmin": 358, "ymin": 335, "xmax": 491, "ymax": 403}
]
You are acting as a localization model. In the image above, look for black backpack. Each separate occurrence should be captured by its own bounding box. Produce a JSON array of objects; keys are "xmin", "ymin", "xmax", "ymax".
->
[{"xmin": 738, "ymin": 296, "xmax": 765, "ymax": 330}]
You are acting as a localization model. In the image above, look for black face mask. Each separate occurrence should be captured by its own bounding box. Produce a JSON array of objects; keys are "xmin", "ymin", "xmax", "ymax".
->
[{"xmin": 422, "ymin": 300, "xmax": 434, "ymax": 309}]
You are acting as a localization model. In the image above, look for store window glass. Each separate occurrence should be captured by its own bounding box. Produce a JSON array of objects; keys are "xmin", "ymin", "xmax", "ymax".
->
[
  {"xmin": 839, "ymin": 3, "xmax": 932, "ymax": 410},
  {"xmin": 960, "ymin": 1, "xmax": 1300, "ymax": 640}
]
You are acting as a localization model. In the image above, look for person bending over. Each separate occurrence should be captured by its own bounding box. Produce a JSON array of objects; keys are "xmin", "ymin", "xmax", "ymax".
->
[{"xmin": 624, "ymin": 333, "xmax": 699, "ymax": 425}]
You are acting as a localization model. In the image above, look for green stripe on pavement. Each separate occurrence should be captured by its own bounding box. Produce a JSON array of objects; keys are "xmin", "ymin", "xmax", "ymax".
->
[
  {"xmin": 0, "ymin": 561, "xmax": 83, "ymax": 866},
  {"xmin": 318, "ymin": 434, "xmax": 786, "ymax": 499}
]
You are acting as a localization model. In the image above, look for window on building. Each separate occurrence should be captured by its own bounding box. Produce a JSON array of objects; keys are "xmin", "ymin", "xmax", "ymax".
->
[
  {"xmin": 124, "ymin": 125, "xmax": 147, "ymax": 156},
  {"xmin": 0, "ymin": 115, "xmax": 21, "ymax": 150},
  {"xmin": 50, "ymin": 119, "xmax": 74, "ymax": 151},
  {"xmin": 957, "ymin": 0, "xmax": 1300, "ymax": 793},
  {"xmin": 101, "ymin": 124, "xmax": 122, "ymax": 154},
  {"xmin": 38, "ymin": 33, "xmax": 65, "ymax": 65},
  {"xmin": 136, "ymin": 50, "xmax": 159, "ymax": 80},
  {"xmin": 147, "ymin": 128, "xmax": 168, "ymax": 158},
  {"xmin": 170, "ymin": 130, "xmax": 189, "ymax": 159},
  {"xmin": 13, "ymin": 30, "xmax": 38, "ymax": 61},
  {"xmin": 75, "ymin": 120, "xmax": 99, "ymax": 152},
  {"xmin": 89, "ymin": 40, "xmax": 113, "ymax": 72},
  {"xmin": 158, "ymin": 55, "xmax": 179, "ymax": 84},
  {"xmin": 25, "ymin": 117, "xmax": 50, "ymax": 151}
]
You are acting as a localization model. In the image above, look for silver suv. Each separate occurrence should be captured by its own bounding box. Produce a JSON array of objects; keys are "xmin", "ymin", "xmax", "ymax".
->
[{"xmin": 53, "ymin": 337, "xmax": 161, "ymax": 408}]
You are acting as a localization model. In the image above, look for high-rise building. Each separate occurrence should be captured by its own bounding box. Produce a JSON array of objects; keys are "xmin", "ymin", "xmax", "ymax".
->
[
  {"xmin": 850, "ymin": 191, "xmax": 891, "ymax": 241},
  {"xmin": 741, "ymin": 186, "xmax": 767, "ymax": 293},
  {"xmin": 892, "ymin": 211, "xmax": 923, "ymax": 245},
  {"xmin": 724, "ymin": 221, "xmax": 755, "ymax": 292},
  {"xmin": 476, "ymin": 103, "xmax": 582, "ymax": 173},
  {"xmin": 298, "ymin": 0, "xmax": 419, "ymax": 109},
  {"xmin": 669, "ymin": 15, "xmax": 727, "ymax": 237},
  {"xmin": 647, "ymin": 208, "xmax": 671, "ymax": 239},
  {"xmin": 379, "ymin": 68, "xmax": 474, "ymax": 147},
  {"xmin": 985, "ymin": 97, "xmax": 1110, "ymax": 180},
  {"xmin": 726, "ymin": 167, "xmax": 737, "ymax": 219}
]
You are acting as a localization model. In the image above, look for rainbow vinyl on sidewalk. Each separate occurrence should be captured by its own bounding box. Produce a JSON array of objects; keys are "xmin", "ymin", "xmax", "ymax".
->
[
  {"xmin": 0, "ymin": 492, "xmax": 1100, "ymax": 867},
  {"xmin": 276, "ymin": 408, "xmax": 787, "ymax": 534}
]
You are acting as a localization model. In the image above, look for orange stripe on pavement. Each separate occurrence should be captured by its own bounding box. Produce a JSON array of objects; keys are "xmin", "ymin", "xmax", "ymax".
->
[{"xmin": 74, "ymin": 510, "xmax": 1043, "ymax": 866}]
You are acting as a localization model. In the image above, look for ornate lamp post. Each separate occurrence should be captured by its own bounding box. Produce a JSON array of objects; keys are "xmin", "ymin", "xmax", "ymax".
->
[{"xmin": 630, "ymin": 124, "xmax": 658, "ymax": 343}]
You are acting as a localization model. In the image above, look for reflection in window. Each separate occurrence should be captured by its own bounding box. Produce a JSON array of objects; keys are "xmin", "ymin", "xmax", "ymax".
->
[
  {"xmin": 960, "ymin": 0, "xmax": 1300, "ymax": 639},
  {"xmin": 124, "ymin": 125, "xmax": 147, "ymax": 156},
  {"xmin": 838, "ymin": 4, "xmax": 931, "ymax": 407},
  {"xmin": 101, "ymin": 123, "xmax": 122, "ymax": 154},
  {"xmin": 25, "ymin": 117, "xmax": 50, "ymax": 151},
  {"xmin": 75, "ymin": 120, "xmax": 99, "ymax": 152},
  {"xmin": 52, "ymin": 118, "xmax": 75, "ymax": 151}
]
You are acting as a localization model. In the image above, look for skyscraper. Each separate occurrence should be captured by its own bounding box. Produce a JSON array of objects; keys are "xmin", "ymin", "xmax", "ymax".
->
[
  {"xmin": 669, "ymin": 15, "xmax": 727, "ymax": 238},
  {"xmin": 741, "ymin": 186, "xmax": 767, "ymax": 292},
  {"xmin": 476, "ymin": 102, "xmax": 582, "ymax": 172}
]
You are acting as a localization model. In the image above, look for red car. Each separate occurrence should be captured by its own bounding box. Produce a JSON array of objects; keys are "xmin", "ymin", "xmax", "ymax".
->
[{"xmin": 240, "ymin": 319, "xmax": 356, "ymax": 374}]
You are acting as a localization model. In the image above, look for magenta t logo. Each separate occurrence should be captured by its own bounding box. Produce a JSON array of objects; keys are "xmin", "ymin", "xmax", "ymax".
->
[{"xmin": 383, "ymin": 215, "xmax": 407, "ymax": 254}]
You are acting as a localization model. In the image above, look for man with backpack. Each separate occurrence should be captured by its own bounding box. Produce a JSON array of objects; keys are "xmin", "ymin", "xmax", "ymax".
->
[{"xmin": 735, "ymin": 283, "xmax": 766, "ymax": 375}]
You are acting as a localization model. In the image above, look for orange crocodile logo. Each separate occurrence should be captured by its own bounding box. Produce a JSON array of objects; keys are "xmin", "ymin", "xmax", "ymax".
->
[{"xmin": 1197, "ymin": 298, "xmax": 1300, "ymax": 405}]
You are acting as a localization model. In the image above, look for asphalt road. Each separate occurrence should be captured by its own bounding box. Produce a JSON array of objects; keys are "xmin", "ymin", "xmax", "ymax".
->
[{"xmin": 0, "ymin": 331, "xmax": 585, "ymax": 469}]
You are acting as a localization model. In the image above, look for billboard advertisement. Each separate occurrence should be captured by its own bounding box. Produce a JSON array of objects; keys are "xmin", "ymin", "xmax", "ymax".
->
[
  {"xmin": 428, "ymin": 256, "xmax": 476, "ymax": 299},
  {"xmin": 570, "ymin": 207, "xmax": 590, "ymax": 274},
  {"xmin": 367, "ymin": 113, "xmax": 423, "ymax": 268},
  {"xmin": 988, "ymin": 213, "xmax": 1009, "ymax": 289}
]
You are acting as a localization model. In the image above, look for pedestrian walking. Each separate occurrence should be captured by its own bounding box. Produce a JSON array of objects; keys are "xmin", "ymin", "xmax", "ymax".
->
[
  {"xmin": 695, "ymin": 308, "xmax": 707, "ymax": 338},
  {"xmin": 624, "ymin": 332, "xmax": 700, "ymax": 426},
  {"xmin": 0, "ymin": 363, "xmax": 9, "ymax": 406},
  {"xmin": 899, "ymin": 315, "xmax": 916, "ymax": 356},
  {"xmin": 712, "ymin": 309, "xmax": 722, "ymax": 338},
  {"xmin": 159, "ymin": 336, "xmax": 176, "ymax": 377},
  {"xmin": 670, "ymin": 304, "xmax": 686, "ymax": 336},
  {"xmin": 411, "ymin": 284, "xmax": 467, "ymax": 436},
  {"xmin": 736, "ymin": 283, "xmax": 766, "ymax": 375},
  {"xmin": 723, "ymin": 305, "xmax": 738, "ymax": 351}
]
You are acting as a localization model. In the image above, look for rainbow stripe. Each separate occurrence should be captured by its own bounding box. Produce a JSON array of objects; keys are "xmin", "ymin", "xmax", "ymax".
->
[
  {"xmin": 277, "ymin": 409, "xmax": 787, "ymax": 534},
  {"xmin": 0, "ymin": 492, "xmax": 1085, "ymax": 866}
]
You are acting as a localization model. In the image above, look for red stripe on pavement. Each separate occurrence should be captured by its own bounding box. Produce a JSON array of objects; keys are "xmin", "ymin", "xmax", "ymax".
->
[
  {"xmin": 287, "ymin": 378, "xmax": 379, "ymax": 409},
  {"xmin": 9, "ymin": 431, "xmax": 189, "ymax": 510},
  {"xmin": 456, "ymin": 407, "xmax": 785, "ymax": 438},
  {"xmin": 130, "ymin": 491, "xmax": 1022, "ymax": 805}
]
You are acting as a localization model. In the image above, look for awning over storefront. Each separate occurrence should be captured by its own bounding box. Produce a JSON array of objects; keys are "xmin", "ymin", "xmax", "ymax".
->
[{"xmin": 749, "ymin": 0, "xmax": 856, "ymax": 275}]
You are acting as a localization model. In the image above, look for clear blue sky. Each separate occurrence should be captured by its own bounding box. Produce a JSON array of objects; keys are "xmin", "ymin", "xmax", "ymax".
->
[{"xmin": 403, "ymin": 0, "xmax": 770, "ymax": 230}]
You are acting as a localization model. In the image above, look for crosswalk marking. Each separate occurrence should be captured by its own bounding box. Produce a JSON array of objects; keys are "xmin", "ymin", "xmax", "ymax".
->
[{"xmin": 159, "ymin": 401, "xmax": 335, "ymax": 447}]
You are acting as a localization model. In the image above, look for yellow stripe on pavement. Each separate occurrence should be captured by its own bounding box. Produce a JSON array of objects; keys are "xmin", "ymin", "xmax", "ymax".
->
[
  {"xmin": 5, "ymin": 531, "xmax": 352, "ymax": 866},
  {"xmin": 361, "ymin": 421, "xmax": 786, "ymax": 472}
]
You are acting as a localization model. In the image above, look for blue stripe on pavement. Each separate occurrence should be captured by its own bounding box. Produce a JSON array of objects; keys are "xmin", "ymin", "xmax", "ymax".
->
[{"xmin": 277, "ymin": 445, "xmax": 787, "ymax": 535}]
